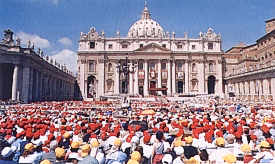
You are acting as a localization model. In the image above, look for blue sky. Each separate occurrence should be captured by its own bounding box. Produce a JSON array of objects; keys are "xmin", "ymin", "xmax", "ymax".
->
[{"xmin": 0, "ymin": 0, "xmax": 274, "ymax": 72}]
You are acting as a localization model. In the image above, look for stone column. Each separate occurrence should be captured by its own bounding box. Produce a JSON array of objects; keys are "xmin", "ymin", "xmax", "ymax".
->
[
  {"xmin": 185, "ymin": 61, "xmax": 189, "ymax": 93},
  {"xmin": 271, "ymin": 78, "xmax": 275, "ymax": 101},
  {"xmin": 258, "ymin": 80, "xmax": 263, "ymax": 95},
  {"xmin": 245, "ymin": 81, "xmax": 249, "ymax": 95},
  {"xmin": 80, "ymin": 60, "xmax": 86, "ymax": 99},
  {"xmin": 12, "ymin": 64, "xmax": 19, "ymax": 101},
  {"xmin": 198, "ymin": 62, "xmax": 205, "ymax": 94},
  {"xmin": 172, "ymin": 60, "xmax": 176, "ymax": 95},
  {"xmin": 114, "ymin": 62, "xmax": 120, "ymax": 94},
  {"xmin": 144, "ymin": 60, "xmax": 149, "ymax": 96},
  {"xmin": 263, "ymin": 79, "xmax": 269, "ymax": 95},
  {"xmin": 97, "ymin": 59, "xmax": 105, "ymax": 97},
  {"xmin": 129, "ymin": 62, "xmax": 134, "ymax": 95},
  {"xmin": 157, "ymin": 60, "xmax": 162, "ymax": 95},
  {"xmin": 134, "ymin": 65, "xmax": 139, "ymax": 95},
  {"xmin": 167, "ymin": 60, "xmax": 172, "ymax": 95},
  {"xmin": 21, "ymin": 66, "xmax": 30, "ymax": 103},
  {"xmin": 250, "ymin": 80, "xmax": 255, "ymax": 95},
  {"xmin": 216, "ymin": 60, "xmax": 223, "ymax": 96}
]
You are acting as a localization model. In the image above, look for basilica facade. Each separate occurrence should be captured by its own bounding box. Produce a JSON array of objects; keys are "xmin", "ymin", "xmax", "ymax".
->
[{"xmin": 77, "ymin": 5, "xmax": 223, "ymax": 99}]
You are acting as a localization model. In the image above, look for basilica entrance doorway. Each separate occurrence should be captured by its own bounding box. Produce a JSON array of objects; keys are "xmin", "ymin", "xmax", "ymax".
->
[
  {"xmin": 177, "ymin": 81, "xmax": 184, "ymax": 94},
  {"xmin": 149, "ymin": 81, "xmax": 157, "ymax": 95},
  {"xmin": 139, "ymin": 86, "xmax": 144, "ymax": 96},
  {"xmin": 208, "ymin": 75, "xmax": 216, "ymax": 94}
]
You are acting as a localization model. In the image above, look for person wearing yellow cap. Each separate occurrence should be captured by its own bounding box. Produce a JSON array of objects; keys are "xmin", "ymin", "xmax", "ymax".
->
[
  {"xmin": 130, "ymin": 151, "xmax": 141, "ymax": 162},
  {"xmin": 223, "ymin": 153, "xmax": 237, "ymax": 164},
  {"xmin": 55, "ymin": 147, "xmax": 66, "ymax": 163},
  {"xmin": 59, "ymin": 132, "xmax": 71, "ymax": 149},
  {"xmin": 251, "ymin": 141, "xmax": 275, "ymax": 163},
  {"xmin": 67, "ymin": 141, "xmax": 81, "ymax": 163},
  {"xmin": 19, "ymin": 143, "xmax": 41, "ymax": 164},
  {"xmin": 90, "ymin": 139, "xmax": 105, "ymax": 164},
  {"xmin": 40, "ymin": 159, "xmax": 51, "ymax": 164},
  {"xmin": 209, "ymin": 137, "xmax": 231, "ymax": 163},
  {"xmin": 105, "ymin": 138, "xmax": 127, "ymax": 164},
  {"xmin": 183, "ymin": 136, "xmax": 199, "ymax": 159},
  {"xmin": 78, "ymin": 144, "xmax": 99, "ymax": 164}
]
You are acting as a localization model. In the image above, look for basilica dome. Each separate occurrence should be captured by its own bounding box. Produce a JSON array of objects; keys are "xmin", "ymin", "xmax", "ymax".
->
[{"xmin": 128, "ymin": 6, "xmax": 165, "ymax": 38}]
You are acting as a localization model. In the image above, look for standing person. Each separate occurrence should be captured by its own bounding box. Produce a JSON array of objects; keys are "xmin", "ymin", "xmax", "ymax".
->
[{"xmin": 152, "ymin": 131, "xmax": 164, "ymax": 164}]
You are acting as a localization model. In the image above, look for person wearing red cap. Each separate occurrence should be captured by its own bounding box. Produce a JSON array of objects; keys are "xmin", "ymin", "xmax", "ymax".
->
[{"xmin": 141, "ymin": 134, "xmax": 153, "ymax": 164}]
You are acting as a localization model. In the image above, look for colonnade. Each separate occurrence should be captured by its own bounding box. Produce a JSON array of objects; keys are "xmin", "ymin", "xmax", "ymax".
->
[
  {"xmin": 226, "ymin": 78, "xmax": 275, "ymax": 101},
  {"xmin": 1, "ymin": 64, "xmax": 75, "ymax": 103}
]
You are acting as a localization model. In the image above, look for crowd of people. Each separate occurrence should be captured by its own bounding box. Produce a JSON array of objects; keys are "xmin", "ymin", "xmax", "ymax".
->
[{"xmin": 0, "ymin": 96, "xmax": 274, "ymax": 164}]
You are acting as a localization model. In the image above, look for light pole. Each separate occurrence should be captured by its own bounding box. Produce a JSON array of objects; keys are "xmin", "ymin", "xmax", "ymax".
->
[{"xmin": 117, "ymin": 55, "xmax": 137, "ymax": 94}]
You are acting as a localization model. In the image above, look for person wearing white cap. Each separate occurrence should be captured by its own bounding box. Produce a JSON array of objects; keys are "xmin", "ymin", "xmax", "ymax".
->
[
  {"xmin": 172, "ymin": 146, "xmax": 184, "ymax": 164},
  {"xmin": 0, "ymin": 147, "xmax": 16, "ymax": 164},
  {"xmin": 162, "ymin": 154, "xmax": 173, "ymax": 164}
]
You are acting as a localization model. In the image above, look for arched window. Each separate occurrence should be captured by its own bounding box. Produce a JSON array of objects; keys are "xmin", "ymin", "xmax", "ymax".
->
[
  {"xmin": 108, "ymin": 63, "xmax": 113, "ymax": 72},
  {"xmin": 192, "ymin": 63, "xmax": 197, "ymax": 72},
  {"xmin": 209, "ymin": 63, "xmax": 214, "ymax": 72}
]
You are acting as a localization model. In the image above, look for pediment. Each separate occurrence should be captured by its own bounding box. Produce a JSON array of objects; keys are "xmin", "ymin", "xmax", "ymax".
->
[{"xmin": 135, "ymin": 43, "xmax": 171, "ymax": 53}]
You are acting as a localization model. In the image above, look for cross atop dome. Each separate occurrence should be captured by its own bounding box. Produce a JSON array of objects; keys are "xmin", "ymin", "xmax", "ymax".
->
[{"xmin": 141, "ymin": 0, "xmax": 151, "ymax": 19}]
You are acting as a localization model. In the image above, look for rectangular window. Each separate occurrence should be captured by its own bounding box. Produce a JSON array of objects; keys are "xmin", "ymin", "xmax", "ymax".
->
[
  {"xmin": 89, "ymin": 61, "xmax": 95, "ymax": 72},
  {"xmin": 140, "ymin": 44, "xmax": 144, "ymax": 48},
  {"xmin": 162, "ymin": 44, "xmax": 166, "ymax": 48},
  {"xmin": 161, "ymin": 63, "xmax": 166, "ymax": 70},
  {"xmin": 177, "ymin": 45, "xmax": 183, "ymax": 49},
  {"xmin": 122, "ymin": 44, "xmax": 128, "ymax": 48},
  {"xmin": 108, "ymin": 44, "xmax": 113, "ymax": 49},
  {"xmin": 192, "ymin": 45, "xmax": 196, "ymax": 50},
  {"xmin": 138, "ymin": 62, "xmax": 143, "ymax": 70},
  {"xmin": 90, "ymin": 42, "xmax": 95, "ymax": 49},
  {"xmin": 177, "ymin": 63, "xmax": 183, "ymax": 71},
  {"xmin": 149, "ymin": 63, "xmax": 155, "ymax": 70},
  {"xmin": 208, "ymin": 43, "xmax": 213, "ymax": 50}
]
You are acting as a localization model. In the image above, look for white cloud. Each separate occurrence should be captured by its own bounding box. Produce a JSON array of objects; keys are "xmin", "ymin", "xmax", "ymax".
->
[
  {"xmin": 58, "ymin": 37, "xmax": 73, "ymax": 46},
  {"xmin": 29, "ymin": 0, "xmax": 60, "ymax": 5},
  {"xmin": 52, "ymin": 49, "xmax": 77, "ymax": 73},
  {"xmin": 51, "ymin": 0, "xmax": 59, "ymax": 5},
  {"xmin": 17, "ymin": 31, "xmax": 50, "ymax": 49}
]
